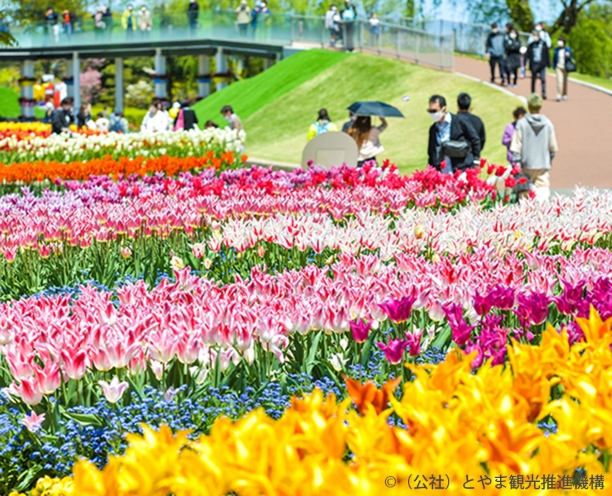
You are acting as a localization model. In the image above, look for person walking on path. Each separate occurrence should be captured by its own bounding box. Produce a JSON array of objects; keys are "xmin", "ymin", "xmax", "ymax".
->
[
  {"xmin": 504, "ymin": 27, "xmax": 521, "ymax": 87},
  {"xmin": 122, "ymin": 5, "xmax": 137, "ymax": 38},
  {"xmin": 527, "ymin": 30, "xmax": 550, "ymax": 99},
  {"xmin": 325, "ymin": 5, "xmax": 339, "ymax": 47},
  {"xmin": 307, "ymin": 109, "xmax": 338, "ymax": 141},
  {"xmin": 528, "ymin": 22, "xmax": 552, "ymax": 48},
  {"xmin": 188, "ymin": 0, "xmax": 199, "ymax": 31},
  {"xmin": 341, "ymin": 0, "xmax": 357, "ymax": 52},
  {"xmin": 510, "ymin": 94, "xmax": 558, "ymax": 201},
  {"xmin": 76, "ymin": 103, "xmax": 93, "ymax": 128},
  {"xmin": 348, "ymin": 116, "xmax": 387, "ymax": 167},
  {"xmin": 427, "ymin": 94, "xmax": 481, "ymax": 175},
  {"xmin": 456, "ymin": 92, "xmax": 486, "ymax": 151},
  {"xmin": 486, "ymin": 23, "xmax": 506, "ymax": 85},
  {"xmin": 502, "ymin": 106, "xmax": 526, "ymax": 164},
  {"xmin": 554, "ymin": 36, "xmax": 573, "ymax": 102},
  {"xmin": 235, "ymin": 1, "xmax": 251, "ymax": 37}
]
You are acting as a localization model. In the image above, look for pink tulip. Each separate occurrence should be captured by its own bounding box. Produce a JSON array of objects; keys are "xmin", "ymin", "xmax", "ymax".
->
[
  {"xmin": 61, "ymin": 350, "xmax": 87, "ymax": 380},
  {"xmin": 350, "ymin": 320, "xmax": 371, "ymax": 343},
  {"xmin": 14, "ymin": 378, "xmax": 43, "ymax": 406},
  {"xmin": 98, "ymin": 376, "xmax": 129, "ymax": 403},
  {"xmin": 22, "ymin": 411, "xmax": 46, "ymax": 433},
  {"xmin": 379, "ymin": 296, "xmax": 416, "ymax": 324},
  {"xmin": 405, "ymin": 329, "xmax": 423, "ymax": 357},
  {"xmin": 34, "ymin": 362, "xmax": 61, "ymax": 395},
  {"xmin": 377, "ymin": 339, "xmax": 409, "ymax": 364}
]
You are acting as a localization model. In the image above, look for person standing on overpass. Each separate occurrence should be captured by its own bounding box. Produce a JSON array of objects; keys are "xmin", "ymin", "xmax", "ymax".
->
[{"xmin": 188, "ymin": 0, "xmax": 199, "ymax": 31}]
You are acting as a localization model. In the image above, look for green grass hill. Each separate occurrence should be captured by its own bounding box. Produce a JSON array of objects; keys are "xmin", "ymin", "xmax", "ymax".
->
[
  {"xmin": 194, "ymin": 49, "xmax": 522, "ymax": 174},
  {"xmin": 0, "ymin": 87, "xmax": 21, "ymax": 118}
]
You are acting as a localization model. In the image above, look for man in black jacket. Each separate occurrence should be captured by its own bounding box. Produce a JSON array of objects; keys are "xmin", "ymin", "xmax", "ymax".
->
[
  {"xmin": 456, "ymin": 92, "xmax": 486, "ymax": 150},
  {"xmin": 51, "ymin": 97, "xmax": 73, "ymax": 134},
  {"xmin": 527, "ymin": 29, "xmax": 550, "ymax": 99},
  {"xmin": 427, "ymin": 94, "xmax": 481, "ymax": 174}
]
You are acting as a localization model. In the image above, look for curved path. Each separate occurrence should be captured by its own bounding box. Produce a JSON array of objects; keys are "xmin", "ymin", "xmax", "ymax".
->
[{"xmin": 455, "ymin": 56, "xmax": 612, "ymax": 189}]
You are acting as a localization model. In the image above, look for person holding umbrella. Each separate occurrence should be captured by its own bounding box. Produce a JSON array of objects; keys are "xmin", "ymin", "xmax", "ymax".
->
[{"xmin": 346, "ymin": 101, "xmax": 403, "ymax": 167}]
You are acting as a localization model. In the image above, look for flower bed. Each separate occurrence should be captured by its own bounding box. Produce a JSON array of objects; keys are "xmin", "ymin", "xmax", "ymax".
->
[
  {"xmin": 9, "ymin": 316, "xmax": 612, "ymax": 496},
  {"xmin": 0, "ymin": 127, "xmax": 245, "ymax": 163},
  {"xmin": 0, "ymin": 159, "xmax": 611, "ymax": 494}
]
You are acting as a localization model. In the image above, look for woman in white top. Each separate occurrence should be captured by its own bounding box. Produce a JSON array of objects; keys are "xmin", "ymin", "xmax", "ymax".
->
[
  {"xmin": 348, "ymin": 116, "xmax": 387, "ymax": 166},
  {"xmin": 141, "ymin": 101, "xmax": 170, "ymax": 133}
]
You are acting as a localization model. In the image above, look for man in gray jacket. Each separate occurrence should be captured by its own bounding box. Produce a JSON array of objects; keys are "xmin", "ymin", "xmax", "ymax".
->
[
  {"xmin": 486, "ymin": 23, "xmax": 506, "ymax": 84},
  {"xmin": 510, "ymin": 93, "xmax": 558, "ymax": 201}
]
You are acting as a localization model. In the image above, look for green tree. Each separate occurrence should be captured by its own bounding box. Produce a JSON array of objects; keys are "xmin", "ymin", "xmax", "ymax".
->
[
  {"xmin": 566, "ymin": 4, "xmax": 612, "ymax": 78},
  {"xmin": 7, "ymin": 0, "xmax": 88, "ymax": 26}
]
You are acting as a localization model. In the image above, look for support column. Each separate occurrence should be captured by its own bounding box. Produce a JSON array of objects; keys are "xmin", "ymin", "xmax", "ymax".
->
[
  {"xmin": 263, "ymin": 57, "xmax": 275, "ymax": 70},
  {"xmin": 115, "ymin": 58, "xmax": 124, "ymax": 114},
  {"xmin": 154, "ymin": 48, "xmax": 168, "ymax": 103},
  {"xmin": 64, "ymin": 59, "xmax": 74, "ymax": 99},
  {"xmin": 197, "ymin": 54, "xmax": 210, "ymax": 100},
  {"xmin": 72, "ymin": 52, "xmax": 81, "ymax": 112},
  {"xmin": 215, "ymin": 48, "xmax": 229, "ymax": 92},
  {"xmin": 20, "ymin": 60, "xmax": 35, "ymax": 120}
]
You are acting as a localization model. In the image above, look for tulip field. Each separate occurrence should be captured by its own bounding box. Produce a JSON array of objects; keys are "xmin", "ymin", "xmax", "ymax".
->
[{"xmin": 1, "ymin": 123, "xmax": 612, "ymax": 495}]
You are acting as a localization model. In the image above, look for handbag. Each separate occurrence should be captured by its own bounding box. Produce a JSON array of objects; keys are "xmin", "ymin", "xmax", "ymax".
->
[
  {"xmin": 442, "ymin": 140, "xmax": 469, "ymax": 158},
  {"xmin": 566, "ymin": 59, "xmax": 577, "ymax": 73}
]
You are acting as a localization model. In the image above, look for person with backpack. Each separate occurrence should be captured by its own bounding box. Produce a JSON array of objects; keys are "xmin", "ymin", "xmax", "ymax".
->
[{"xmin": 307, "ymin": 109, "xmax": 338, "ymax": 141}]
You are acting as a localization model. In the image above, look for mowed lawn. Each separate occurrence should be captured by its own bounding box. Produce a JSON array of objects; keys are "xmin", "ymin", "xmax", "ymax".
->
[{"xmin": 195, "ymin": 49, "xmax": 522, "ymax": 174}]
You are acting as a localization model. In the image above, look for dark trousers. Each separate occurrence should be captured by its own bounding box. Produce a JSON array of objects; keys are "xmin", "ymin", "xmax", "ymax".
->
[
  {"xmin": 508, "ymin": 68, "xmax": 518, "ymax": 85},
  {"xmin": 238, "ymin": 23, "xmax": 248, "ymax": 36},
  {"xmin": 531, "ymin": 66, "xmax": 547, "ymax": 98},
  {"xmin": 489, "ymin": 56, "xmax": 504, "ymax": 82}
]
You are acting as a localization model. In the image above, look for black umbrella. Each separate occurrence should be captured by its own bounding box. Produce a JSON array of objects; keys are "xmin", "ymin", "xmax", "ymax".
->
[{"xmin": 347, "ymin": 101, "xmax": 404, "ymax": 118}]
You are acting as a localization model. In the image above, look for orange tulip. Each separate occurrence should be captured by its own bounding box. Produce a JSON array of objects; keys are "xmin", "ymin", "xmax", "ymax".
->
[{"xmin": 345, "ymin": 376, "xmax": 401, "ymax": 415}]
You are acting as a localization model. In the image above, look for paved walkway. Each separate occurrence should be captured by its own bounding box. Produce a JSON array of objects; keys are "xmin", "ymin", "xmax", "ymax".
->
[{"xmin": 455, "ymin": 56, "xmax": 612, "ymax": 189}]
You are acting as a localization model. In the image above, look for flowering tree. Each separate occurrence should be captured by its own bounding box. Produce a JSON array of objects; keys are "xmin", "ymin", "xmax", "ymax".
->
[
  {"xmin": 80, "ymin": 67, "xmax": 103, "ymax": 104},
  {"xmin": 126, "ymin": 80, "xmax": 154, "ymax": 108}
]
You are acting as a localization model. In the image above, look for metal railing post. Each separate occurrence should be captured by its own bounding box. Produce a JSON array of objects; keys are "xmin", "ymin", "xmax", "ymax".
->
[
  {"xmin": 415, "ymin": 32, "xmax": 420, "ymax": 65},
  {"xmin": 298, "ymin": 20, "xmax": 303, "ymax": 42},
  {"xmin": 321, "ymin": 18, "xmax": 325, "ymax": 48},
  {"xmin": 440, "ymin": 34, "xmax": 444, "ymax": 70},
  {"xmin": 396, "ymin": 28, "xmax": 401, "ymax": 59},
  {"xmin": 451, "ymin": 33, "xmax": 455, "ymax": 71},
  {"xmin": 378, "ymin": 23, "xmax": 382, "ymax": 55},
  {"xmin": 359, "ymin": 20, "xmax": 364, "ymax": 52}
]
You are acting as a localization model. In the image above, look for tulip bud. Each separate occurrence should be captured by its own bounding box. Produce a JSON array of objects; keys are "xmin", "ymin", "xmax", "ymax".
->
[
  {"xmin": 203, "ymin": 258, "xmax": 213, "ymax": 270},
  {"xmin": 414, "ymin": 224, "xmax": 425, "ymax": 239},
  {"xmin": 121, "ymin": 246, "xmax": 132, "ymax": 259}
]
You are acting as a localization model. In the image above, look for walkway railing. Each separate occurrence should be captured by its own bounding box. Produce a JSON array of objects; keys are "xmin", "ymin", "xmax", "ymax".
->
[
  {"xmin": 5, "ymin": 11, "xmax": 454, "ymax": 71},
  {"xmin": 291, "ymin": 15, "xmax": 454, "ymax": 71}
]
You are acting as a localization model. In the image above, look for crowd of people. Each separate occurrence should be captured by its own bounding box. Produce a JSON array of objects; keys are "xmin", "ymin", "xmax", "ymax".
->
[
  {"xmin": 305, "ymin": 89, "xmax": 557, "ymax": 200},
  {"xmin": 47, "ymin": 98, "xmax": 129, "ymax": 133},
  {"xmin": 486, "ymin": 21, "xmax": 576, "ymax": 102}
]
